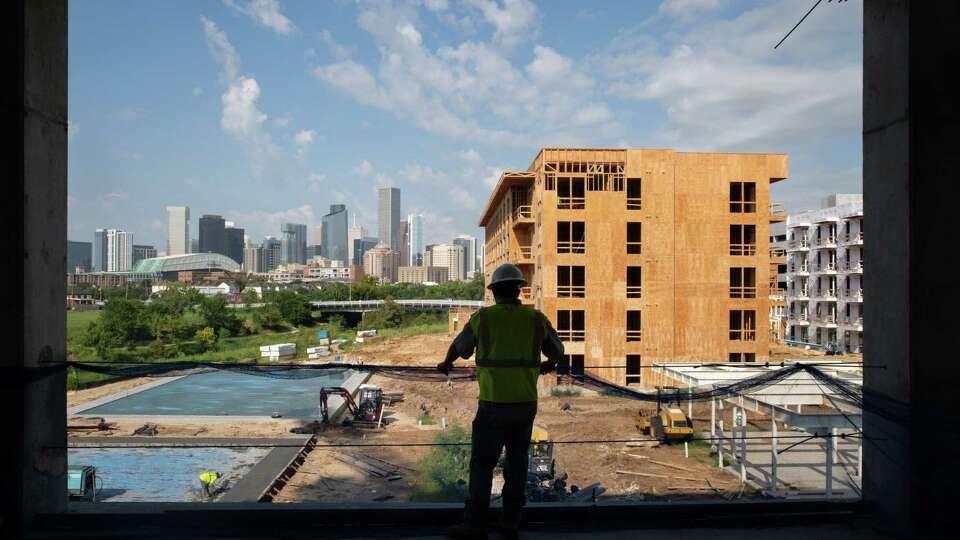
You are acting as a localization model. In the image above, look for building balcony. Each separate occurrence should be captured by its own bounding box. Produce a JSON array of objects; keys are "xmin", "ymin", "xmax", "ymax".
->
[
  {"xmin": 513, "ymin": 246, "xmax": 533, "ymax": 264},
  {"xmin": 839, "ymin": 260, "xmax": 864, "ymax": 273},
  {"xmin": 729, "ymin": 243, "xmax": 757, "ymax": 256},
  {"xmin": 626, "ymin": 196, "xmax": 642, "ymax": 210},
  {"xmin": 812, "ymin": 262, "xmax": 837, "ymax": 274},
  {"xmin": 626, "ymin": 329, "xmax": 643, "ymax": 342},
  {"xmin": 558, "ymin": 329, "xmax": 585, "ymax": 342},
  {"xmin": 512, "ymin": 205, "xmax": 533, "ymax": 227},
  {"xmin": 769, "ymin": 288, "xmax": 785, "ymax": 301},
  {"xmin": 788, "ymin": 288, "xmax": 809, "ymax": 299},
  {"xmin": 769, "ymin": 203, "xmax": 786, "ymax": 223},
  {"xmin": 557, "ymin": 197, "xmax": 585, "ymax": 210},
  {"xmin": 812, "ymin": 288, "xmax": 838, "ymax": 301},
  {"xmin": 520, "ymin": 286, "xmax": 534, "ymax": 304},
  {"xmin": 626, "ymin": 285, "xmax": 642, "ymax": 298},
  {"xmin": 813, "ymin": 236, "xmax": 838, "ymax": 248},
  {"xmin": 557, "ymin": 241, "xmax": 585, "ymax": 254},
  {"xmin": 787, "ymin": 313, "xmax": 810, "ymax": 325},
  {"xmin": 770, "ymin": 246, "xmax": 786, "ymax": 260},
  {"xmin": 842, "ymin": 288, "xmax": 864, "ymax": 302},
  {"xmin": 812, "ymin": 314, "xmax": 839, "ymax": 327},
  {"xmin": 788, "ymin": 263, "xmax": 809, "ymax": 275},
  {"xmin": 728, "ymin": 329, "xmax": 757, "ymax": 341},
  {"xmin": 557, "ymin": 285, "xmax": 586, "ymax": 298},
  {"xmin": 841, "ymin": 231, "xmax": 864, "ymax": 245},
  {"xmin": 626, "ymin": 241, "xmax": 642, "ymax": 254},
  {"xmin": 729, "ymin": 286, "xmax": 757, "ymax": 299},
  {"xmin": 787, "ymin": 239, "xmax": 809, "ymax": 251},
  {"xmin": 840, "ymin": 315, "xmax": 864, "ymax": 330}
]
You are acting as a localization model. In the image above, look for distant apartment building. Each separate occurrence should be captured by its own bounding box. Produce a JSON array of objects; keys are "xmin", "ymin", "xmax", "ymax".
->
[
  {"xmin": 263, "ymin": 236, "xmax": 282, "ymax": 271},
  {"xmin": 378, "ymin": 187, "xmax": 401, "ymax": 250},
  {"xmin": 243, "ymin": 245, "xmax": 264, "ymax": 273},
  {"xmin": 321, "ymin": 204, "xmax": 349, "ymax": 264},
  {"xmin": 363, "ymin": 243, "xmax": 400, "ymax": 283},
  {"xmin": 67, "ymin": 272, "xmax": 128, "ymax": 288},
  {"xmin": 430, "ymin": 243, "xmax": 465, "ymax": 282},
  {"xmin": 105, "ymin": 229, "xmax": 133, "ymax": 272},
  {"xmin": 281, "ymin": 222, "xmax": 307, "ymax": 264},
  {"xmin": 479, "ymin": 148, "xmax": 787, "ymax": 386},
  {"xmin": 785, "ymin": 194, "xmax": 864, "ymax": 353},
  {"xmin": 67, "ymin": 240, "xmax": 92, "ymax": 273},
  {"xmin": 165, "ymin": 206, "xmax": 190, "ymax": 255},
  {"xmin": 92, "ymin": 229, "xmax": 108, "ymax": 272},
  {"xmin": 225, "ymin": 223, "xmax": 245, "ymax": 265},
  {"xmin": 132, "ymin": 244, "xmax": 157, "ymax": 266},
  {"xmin": 769, "ymin": 226, "xmax": 788, "ymax": 342},
  {"xmin": 453, "ymin": 235, "xmax": 477, "ymax": 279},
  {"xmin": 352, "ymin": 236, "xmax": 379, "ymax": 266},
  {"xmin": 398, "ymin": 265, "xmax": 449, "ymax": 284},
  {"xmin": 407, "ymin": 213, "xmax": 424, "ymax": 266},
  {"xmin": 199, "ymin": 214, "xmax": 227, "ymax": 256}
]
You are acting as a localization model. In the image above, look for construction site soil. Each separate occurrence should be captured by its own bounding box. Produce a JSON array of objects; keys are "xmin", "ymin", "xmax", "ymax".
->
[{"xmin": 69, "ymin": 332, "xmax": 862, "ymax": 504}]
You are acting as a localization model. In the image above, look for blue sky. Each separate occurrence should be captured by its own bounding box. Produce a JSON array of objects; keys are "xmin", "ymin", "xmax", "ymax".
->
[{"xmin": 68, "ymin": 0, "xmax": 863, "ymax": 251}]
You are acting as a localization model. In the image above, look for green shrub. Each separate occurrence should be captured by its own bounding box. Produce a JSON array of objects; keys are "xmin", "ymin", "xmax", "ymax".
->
[
  {"xmin": 550, "ymin": 386, "xmax": 581, "ymax": 397},
  {"xmin": 411, "ymin": 426, "xmax": 471, "ymax": 502}
]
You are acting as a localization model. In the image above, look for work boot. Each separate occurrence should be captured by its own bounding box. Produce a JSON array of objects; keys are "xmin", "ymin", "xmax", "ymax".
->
[{"xmin": 444, "ymin": 523, "xmax": 488, "ymax": 540}]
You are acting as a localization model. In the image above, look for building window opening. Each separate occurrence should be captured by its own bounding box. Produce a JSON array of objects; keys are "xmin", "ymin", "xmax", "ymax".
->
[
  {"xmin": 627, "ymin": 222, "xmax": 642, "ymax": 254},
  {"xmin": 557, "ymin": 221, "xmax": 585, "ymax": 253},
  {"xmin": 557, "ymin": 265, "xmax": 585, "ymax": 297},
  {"xmin": 627, "ymin": 266, "xmax": 642, "ymax": 298},
  {"xmin": 729, "ymin": 181, "xmax": 757, "ymax": 213},
  {"xmin": 557, "ymin": 177, "xmax": 585, "ymax": 209},
  {"xmin": 728, "ymin": 352, "xmax": 757, "ymax": 362},
  {"xmin": 627, "ymin": 178, "xmax": 642, "ymax": 209},
  {"xmin": 729, "ymin": 267, "xmax": 757, "ymax": 298},
  {"xmin": 729, "ymin": 224, "xmax": 757, "ymax": 255},
  {"xmin": 626, "ymin": 354, "xmax": 642, "ymax": 385},
  {"xmin": 729, "ymin": 310, "xmax": 757, "ymax": 341},
  {"xmin": 557, "ymin": 310, "xmax": 585, "ymax": 341},
  {"xmin": 626, "ymin": 310, "xmax": 642, "ymax": 341}
]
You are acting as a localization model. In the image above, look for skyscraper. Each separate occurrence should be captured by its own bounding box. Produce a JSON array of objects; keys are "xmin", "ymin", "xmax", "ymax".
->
[
  {"xmin": 106, "ymin": 229, "xmax": 133, "ymax": 272},
  {"xmin": 407, "ymin": 213, "xmax": 424, "ymax": 266},
  {"xmin": 263, "ymin": 236, "xmax": 282, "ymax": 271},
  {"xmin": 165, "ymin": 206, "xmax": 190, "ymax": 256},
  {"xmin": 132, "ymin": 244, "xmax": 156, "ymax": 266},
  {"xmin": 225, "ymin": 224, "xmax": 245, "ymax": 265},
  {"xmin": 243, "ymin": 244, "xmax": 264, "ymax": 273},
  {"xmin": 199, "ymin": 214, "xmax": 226, "ymax": 255},
  {"xmin": 363, "ymin": 243, "xmax": 400, "ymax": 283},
  {"xmin": 347, "ymin": 223, "xmax": 366, "ymax": 267},
  {"xmin": 399, "ymin": 220, "xmax": 409, "ymax": 269},
  {"xmin": 352, "ymin": 236, "xmax": 379, "ymax": 267},
  {"xmin": 431, "ymin": 243, "xmax": 464, "ymax": 282},
  {"xmin": 321, "ymin": 204, "xmax": 349, "ymax": 264},
  {"xmin": 67, "ymin": 240, "xmax": 92, "ymax": 273},
  {"xmin": 378, "ymin": 187, "xmax": 401, "ymax": 250},
  {"xmin": 280, "ymin": 223, "xmax": 307, "ymax": 264},
  {"xmin": 92, "ymin": 229, "xmax": 108, "ymax": 272},
  {"xmin": 453, "ymin": 234, "xmax": 477, "ymax": 279}
]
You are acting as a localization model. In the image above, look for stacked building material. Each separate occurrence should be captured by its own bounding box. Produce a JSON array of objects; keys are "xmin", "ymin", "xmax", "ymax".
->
[
  {"xmin": 306, "ymin": 346, "xmax": 330, "ymax": 360},
  {"xmin": 260, "ymin": 343, "xmax": 296, "ymax": 362}
]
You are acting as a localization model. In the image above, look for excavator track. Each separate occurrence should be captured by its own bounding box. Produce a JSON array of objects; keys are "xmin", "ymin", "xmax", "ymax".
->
[{"xmin": 651, "ymin": 415, "xmax": 666, "ymax": 441}]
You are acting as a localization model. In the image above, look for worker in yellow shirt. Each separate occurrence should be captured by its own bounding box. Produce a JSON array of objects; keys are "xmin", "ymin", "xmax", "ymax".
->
[
  {"xmin": 198, "ymin": 470, "xmax": 221, "ymax": 498},
  {"xmin": 438, "ymin": 264, "xmax": 564, "ymax": 540}
]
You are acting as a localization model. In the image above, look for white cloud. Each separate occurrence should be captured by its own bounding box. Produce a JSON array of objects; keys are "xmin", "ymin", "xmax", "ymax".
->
[
  {"xmin": 466, "ymin": 0, "xmax": 539, "ymax": 48},
  {"xmin": 202, "ymin": 16, "xmax": 279, "ymax": 175},
  {"xmin": 318, "ymin": 29, "xmax": 353, "ymax": 60},
  {"xmin": 400, "ymin": 162, "xmax": 445, "ymax": 185},
  {"xmin": 448, "ymin": 186, "xmax": 478, "ymax": 210},
  {"xmin": 67, "ymin": 121, "xmax": 79, "ymax": 141},
  {"xmin": 657, "ymin": 0, "xmax": 722, "ymax": 20},
  {"xmin": 352, "ymin": 160, "xmax": 375, "ymax": 176},
  {"xmin": 424, "ymin": 0, "xmax": 449, "ymax": 12},
  {"xmin": 273, "ymin": 113, "xmax": 292, "ymax": 128},
  {"xmin": 223, "ymin": 0, "xmax": 295, "ymax": 35},
  {"xmin": 306, "ymin": 173, "xmax": 326, "ymax": 193},
  {"xmin": 193, "ymin": 86, "xmax": 204, "ymax": 96},
  {"xmin": 231, "ymin": 205, "xmax": 316, "ymax": 240},
  {"xmin": 313, "ymin": 60, "xmax": 391, "ymax": 108},
  {"xmin": 293, "ymin": 129, "xmax": 316, "ymax": 158}
]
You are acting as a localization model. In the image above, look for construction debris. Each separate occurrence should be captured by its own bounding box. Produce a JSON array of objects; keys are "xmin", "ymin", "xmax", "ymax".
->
[
  {"xmin": 381, "ymin": 391, "xmax": 405, "ymax": 405},
  {"xmin": 67, "ymin": 417, "xmax": 112, "ymax": 431},
  {"xmin": 624, "ymin": 440, "xmax": 660, "ymax": 448},
  {"xmin": 332, "ymin": 452, "xmax": 401, "ymax": 479},
  {"xmin": 133, "ymin": 423, "xmax": 158, "ymax": 436},
  {"xmin": 260, "ymin": 343, "xmax": 296, "ymax": 362}
]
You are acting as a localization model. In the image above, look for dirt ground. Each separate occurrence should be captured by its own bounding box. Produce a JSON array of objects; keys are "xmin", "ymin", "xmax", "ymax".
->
[{"xmin": 69, "ymin": 333, "xmax": 852, "ymax": 503}]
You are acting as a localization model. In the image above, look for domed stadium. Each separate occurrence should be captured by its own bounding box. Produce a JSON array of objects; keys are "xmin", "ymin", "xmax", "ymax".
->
[{"xmin": 130, "ymin": 253, "xmax": 240, "ymax": 281}]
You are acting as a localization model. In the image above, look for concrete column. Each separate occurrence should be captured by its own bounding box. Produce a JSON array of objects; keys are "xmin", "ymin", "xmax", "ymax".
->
[
  {"xmin": 864, "ymin": 1, "xmax": 960, "ymax": 534},
  {"xmin": 2, "ymin": 2, "xmax": 68, "ymax": 538},
  {"xmin": 770, "ymin": 406, "xmax": 778, "ymax": 494}
]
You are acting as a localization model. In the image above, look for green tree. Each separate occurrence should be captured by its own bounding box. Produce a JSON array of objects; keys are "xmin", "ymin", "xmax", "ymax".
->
[
  {"xmin": 253, "ymin": 304, "xmax": 286, "ymax": 330},
  {"xmin": 240, "ymin": 288, "xmax": 260, "ymax": 305},
  {"xmin": 233, "ymin": 274, "xmax": 248, "ymax": 294},
  {"xmin": 265, "ymin": 289, "xmax": 313, "ymax": 326},
  {"xmin": 363, "ymin": 297, "xmax": 404, "ymax": 329},
  {"xmin": 413, "ymin": 426, "xmax": 471, "ymax": 502},
  {"xmin": 194, "ymin": 327, "xmax": 217, "ymax": 353},
  {"xmin": 198, "ymin": 295, "xmax": 243, "ymax": 336},
  {"xmin": 81, "ymin": 298, "xmax": 150, "ymax": 355}
]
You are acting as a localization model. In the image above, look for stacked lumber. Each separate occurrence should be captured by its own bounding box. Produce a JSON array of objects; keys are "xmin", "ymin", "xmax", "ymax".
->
[
  {"xmin": 381, "ymin": 391, "xmax": 405, "ymax": 405},
  {"xmin": 307, "ymin": 346, "xmax": 331, "ymax": 359},
  {"xmin": 260, "ymin": 343, "xmax": 296, "ymax": 362},
  {"xmin": 333, "ymin": 452, "xmax": 402, "ymax": 480}
]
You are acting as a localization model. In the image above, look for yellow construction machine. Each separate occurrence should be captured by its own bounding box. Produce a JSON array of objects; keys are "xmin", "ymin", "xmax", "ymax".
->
[{"xmin": 636, "ymin": 386, "xmax": 694, "ymax": 442}]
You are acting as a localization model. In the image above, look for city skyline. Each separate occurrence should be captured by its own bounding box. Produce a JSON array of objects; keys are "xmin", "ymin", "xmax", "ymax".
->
[{"xmin": 67, "ymin": 2, "xmax": 863, "ymax": 252}]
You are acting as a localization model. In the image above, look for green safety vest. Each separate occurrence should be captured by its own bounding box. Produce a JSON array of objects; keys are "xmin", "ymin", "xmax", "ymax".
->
[
  {"xmin": 469, "ymin": 304, "xmax": 545, "ymax": 403},
  {"xmin": 199, "ymin": 471, "xmax": 218, "ymax": 485}
]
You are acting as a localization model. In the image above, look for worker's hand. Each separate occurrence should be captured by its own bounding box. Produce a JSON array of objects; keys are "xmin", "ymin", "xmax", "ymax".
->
[
  {"xmin": 436, "ymin": 362, "xmax": 452, "ymax": 375},
  {"xmin": 539, "ymin": 361, "xmax": 557, "ymax": 375}
]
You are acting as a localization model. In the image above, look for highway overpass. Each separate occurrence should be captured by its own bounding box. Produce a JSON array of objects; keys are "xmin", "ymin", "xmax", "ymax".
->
[{"xmin": 310, "ymin": 299, "xmax": 483, "ymax": 312}]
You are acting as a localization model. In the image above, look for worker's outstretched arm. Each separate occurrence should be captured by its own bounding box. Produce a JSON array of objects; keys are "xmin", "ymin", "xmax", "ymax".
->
[{"xmin": 437, "ymin": 323, "xmax": 476, "ymax": 374}]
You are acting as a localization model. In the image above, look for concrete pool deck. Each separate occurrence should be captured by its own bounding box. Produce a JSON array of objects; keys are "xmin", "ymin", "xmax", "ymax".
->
[
  {"xmin": 70, "ymin": 437, "xmax": 312, "ymax": 503},
  {"xmin": 69, "ymin": 369, "xmax": 370, "ymax": 421}
]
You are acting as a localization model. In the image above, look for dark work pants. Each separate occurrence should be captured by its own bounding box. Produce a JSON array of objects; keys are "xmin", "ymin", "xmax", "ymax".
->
[{"xmin": 465, "ymin": 400, "xmax": 537, "ymax": 530}]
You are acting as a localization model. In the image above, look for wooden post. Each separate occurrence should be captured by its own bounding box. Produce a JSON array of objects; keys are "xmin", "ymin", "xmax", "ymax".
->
[{"xmin": 825, "ymin": 432, "xmax": 834, "ymax": 499}]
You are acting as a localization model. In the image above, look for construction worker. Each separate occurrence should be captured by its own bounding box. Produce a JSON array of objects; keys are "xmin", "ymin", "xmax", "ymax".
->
[
  {"xmin": 438, "ymin": 263, "xmax": 564, "ymax": 540},
  {"xmin": 198, "ymin": 470, "xmax": 221, "ymax": 498}
]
